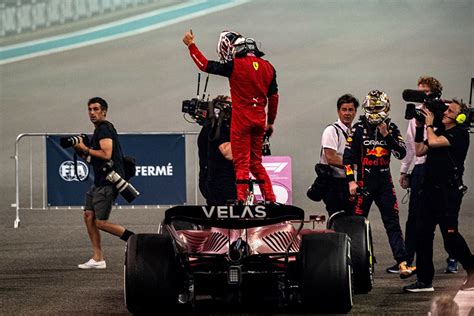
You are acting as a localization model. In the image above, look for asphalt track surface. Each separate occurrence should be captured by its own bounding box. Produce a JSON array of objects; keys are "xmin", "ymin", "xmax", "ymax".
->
[{"xmin": 0, "ymin": 0, "xmax": 473, "ymax": 315}]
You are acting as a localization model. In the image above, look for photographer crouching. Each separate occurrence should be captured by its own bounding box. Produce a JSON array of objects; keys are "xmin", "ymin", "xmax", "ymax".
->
[
  {"xmin": 403, "ymin": 99, "xmax": 474, "ymax": 292},
  {"xmin": 73, "ymin": 97, "xmax": 135, "ymax": 270}
]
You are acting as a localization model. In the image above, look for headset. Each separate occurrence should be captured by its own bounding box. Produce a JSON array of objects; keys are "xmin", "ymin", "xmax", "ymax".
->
[
  {"xmin": 447, "ymin": 101, "xmax": 468, "ymax": 125},
  {"xmin": 455, "ymin": 112, "xmax": 467, "ymax": 124},
  {"xmin": 453, "ymin": 78, "xmax": 474, "ymax": 126}
]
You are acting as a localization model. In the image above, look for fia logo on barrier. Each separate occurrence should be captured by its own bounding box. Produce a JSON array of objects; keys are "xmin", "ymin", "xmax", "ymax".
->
[{"xmin": 59, "ymin": 161, "xmax": 89, "ymax": 181}]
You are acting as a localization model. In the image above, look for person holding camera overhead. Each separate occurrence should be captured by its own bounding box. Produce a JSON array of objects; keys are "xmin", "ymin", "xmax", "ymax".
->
[
  {"xmin": 73, "ymin": 97, "xmax": 135, "ymax": 270},
  {"xmin": 197, "ymin": 95, "xmax": 237, "ymax": 205},
  {"xmin": 183, "ymin": 29, "xmax": 278, "ymax": 203},
  {"xmin": 403, "ymin": 99, "xmax": 474, "ymax": 292},
  {"xmin": 309, "ymin": 94, "xmax": 359, "ymax": 216},
  {"xmin": 343, "ymin": 90, "xmax": 415, "ymax": 279},
  {"xmin": 207, "ymin": 95, "xmax": 237, "ymax": 205},
  {"xmin": 389, "ymin": 77, "xmax": 458, "ymax": 275}
]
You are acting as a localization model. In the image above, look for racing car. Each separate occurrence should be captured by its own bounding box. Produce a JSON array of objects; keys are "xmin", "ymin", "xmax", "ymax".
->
[{"xmin": 124, "ymin": 203, "xmax": 374, "ymax": 314}]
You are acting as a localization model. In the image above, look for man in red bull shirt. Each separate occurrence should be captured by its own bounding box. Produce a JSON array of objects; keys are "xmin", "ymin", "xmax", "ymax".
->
[
  {"xmin": 182, "ymin": 30, "xmax": 278, "ymax": 202},
  {"xmin": 343, "ymin": 90, "xmax": 415, "ymax": 278}
]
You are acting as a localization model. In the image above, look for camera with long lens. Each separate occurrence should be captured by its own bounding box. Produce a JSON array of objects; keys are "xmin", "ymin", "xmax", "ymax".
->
[
  {"xmin": 60, "ymin": 134, "xmax": 89, "ymax": 148},
  {"xmin": 402, "ymin": 89, "xmax": 447, "ymax": 127},
  {"xmin": 182, "ymin": 98, "xmax": 211, "ymax": 125},
  {"xmin": 102, "ymin": 161, "xmax": 140, "ymax": 203}
]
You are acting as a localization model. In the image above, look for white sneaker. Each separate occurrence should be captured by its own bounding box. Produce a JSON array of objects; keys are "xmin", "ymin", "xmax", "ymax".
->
[{"xmin": 78, "ymin": 259, "xmax": 106, "ymax": 269}]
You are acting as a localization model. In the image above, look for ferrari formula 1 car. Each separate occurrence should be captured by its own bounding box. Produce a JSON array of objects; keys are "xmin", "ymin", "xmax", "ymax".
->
[{"xmin": 124, "ymin": 204, "xmax": 374, "ymax": 314}]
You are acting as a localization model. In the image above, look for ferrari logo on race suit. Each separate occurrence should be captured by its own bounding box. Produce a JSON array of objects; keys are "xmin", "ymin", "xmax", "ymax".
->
[{"xmin": 253, "ymin": 62, "xmax": 259, "ymax": 71}]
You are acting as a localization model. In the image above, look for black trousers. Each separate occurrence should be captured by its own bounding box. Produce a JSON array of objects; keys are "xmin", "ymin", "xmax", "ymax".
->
[
  {"xmin": 416, "ymin": 184, "xmax": 474, "ymax": 284},
  {"xmin": 207, "ymin": 178, "xmax": 237, "ymax": 206},
  {"xmin": 355, "ymin": 173, "xmax": 409, "ymax": 263},
  {"xmin": 322, "ymin": 177, "xmax": 354, "ymax": 216},
  {"xmin": 404, "ymin": 164, "xmax": 454, "ymax": 265},
  {"xmin": 404, "ymin": 164, "xmax": 425, "ymax": 265}
]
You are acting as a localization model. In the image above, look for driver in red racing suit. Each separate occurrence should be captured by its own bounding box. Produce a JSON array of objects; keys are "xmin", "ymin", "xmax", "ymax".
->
[{"xmin": 183, "ymin": 30, "xmax": 278, "ymax": 202}]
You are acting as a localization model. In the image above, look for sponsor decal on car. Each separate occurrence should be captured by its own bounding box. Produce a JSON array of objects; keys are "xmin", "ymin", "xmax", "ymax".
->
[{"xmin": 202, "ymin": 205, "xmax": 267, "ymax": 219}]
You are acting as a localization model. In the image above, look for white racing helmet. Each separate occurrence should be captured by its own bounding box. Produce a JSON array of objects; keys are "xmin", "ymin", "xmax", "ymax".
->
[
  {"xmin": 216, "ymin": 30, "xmax": 242, "ymax": 62},
  {"xmin": 363, "ymin": 90, "xmax": 391, "ymax": 125}
]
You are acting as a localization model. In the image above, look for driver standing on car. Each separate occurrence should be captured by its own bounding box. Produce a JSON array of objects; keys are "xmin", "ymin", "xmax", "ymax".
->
[{"xmin": 182, "ymin": 29, "xmax": 278, "ymax": 203}]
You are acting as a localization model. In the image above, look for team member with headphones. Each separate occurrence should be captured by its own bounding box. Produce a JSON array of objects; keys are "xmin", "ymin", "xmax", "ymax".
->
[
  {"xmin": 404, "ymin": 99, "xmax": 474, "ymax": 292},
  {"xmin": 396, "ymin": 77, "xmax": 458, "ymax": 275}
]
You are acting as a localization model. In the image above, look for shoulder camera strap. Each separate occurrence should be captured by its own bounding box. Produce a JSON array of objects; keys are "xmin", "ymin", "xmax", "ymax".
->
[
  {"xmin": 319, "ymin": 123, "xmax": 346, "ymax": 161},
  {"xmin": 209, "ymin": 113, "xmax": 225, "ymax": 142},
  {"xmin": 98, "ymin": 120, "xmax": 124, "ymax": 161},
  {"xmin": 333, "ymin": 123, "xmax": 349, "ymax": 140}
]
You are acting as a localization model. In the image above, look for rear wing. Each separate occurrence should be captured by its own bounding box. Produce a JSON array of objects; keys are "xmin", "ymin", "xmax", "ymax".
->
[{"xmin": 164, "ymin": 204, "xmax": 305, "ymax": 229}]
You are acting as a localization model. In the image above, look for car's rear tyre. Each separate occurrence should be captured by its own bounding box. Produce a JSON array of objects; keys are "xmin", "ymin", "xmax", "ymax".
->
[
  {"xmin": 124, "ymin": 234, "xmax": 181, "ymax": 314},
  {"xmin": 331, "ymin": 215, "xmax": 374, "ymax": 294},
  {"xmin": 299, "ymin": 232, "xmax": 353, "ymax": 313}
]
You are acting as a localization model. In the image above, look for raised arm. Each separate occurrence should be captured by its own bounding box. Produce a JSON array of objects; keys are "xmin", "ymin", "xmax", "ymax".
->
[{"xmin": 183, "ymin": 30, "xmax": 233, "ymax": 77}]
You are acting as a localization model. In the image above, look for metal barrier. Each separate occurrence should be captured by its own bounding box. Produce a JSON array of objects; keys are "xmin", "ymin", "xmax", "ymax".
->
[{"xmin": 12, "ymin": 131, "xmax": 200, "ymax": 228}]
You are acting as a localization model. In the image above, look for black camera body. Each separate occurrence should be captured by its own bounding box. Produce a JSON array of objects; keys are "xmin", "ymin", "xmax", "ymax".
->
[
  {"xmin": 182, "ymin": 98, "xmax": 210, "ymax": 125},
  {"xmin": 182, "ymin": 97, "xmax": 233, "ymax": 127},
  {"xmin": 262, "ymin": 134, "xmax": 271, "ymax": 156},
  {"xmin": 403, "ymin": 89, "xmax": 447, "ymax": 127},
  {"xmin": 102, "ymin": 161, "xmax": 140, "ymax": 203},
  {"xmin": 60, "ymin": 134, "xmax": 89, "ymax": 148},
  {"xmin": 209, "ymin": 99, "xmax": 232, "ymax": 128},
  {"xmin": 404, "ymin": 103, "xmax": 424, "ymax": 122}
]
